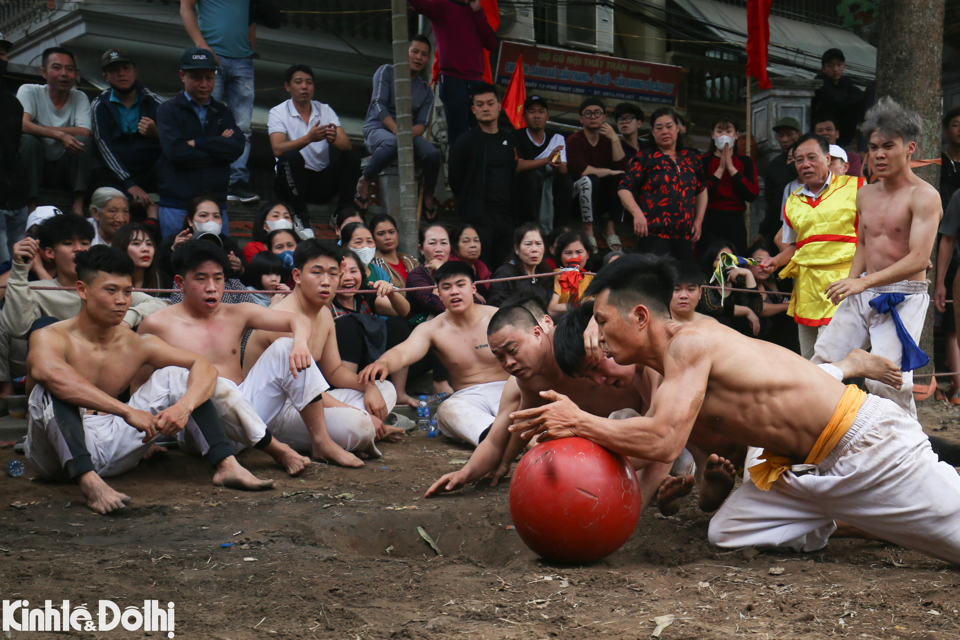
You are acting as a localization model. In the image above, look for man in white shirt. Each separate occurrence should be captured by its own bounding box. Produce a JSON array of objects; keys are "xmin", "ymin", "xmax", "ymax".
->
[
  {"xmin": 514, "ymin": 96, "xmax": 571, "ymax": 233},
  {"xmin": 269, "ymin": 65, "xmax": 361, "ymax": 232},
  {"xmin": 17, "ymin": 47, "xmax": 94, "ymax": 217}
]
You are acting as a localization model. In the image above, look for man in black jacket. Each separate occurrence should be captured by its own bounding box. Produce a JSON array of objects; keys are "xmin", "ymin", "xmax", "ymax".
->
[
  {"xmin": 91, "ymin": 49, "xmax": 164, "ymax": 220},
  {"xmin": 811, "ymin": 48, "xmax": 865, "ymax": 149},
  {"xmin": 0, "ymin": 32, "xmax": 28, "ymax": 263},
  {"xmin": 156, "ymin": 47, "xmax": 243, "ymax": 238},
  {"xmin": 755, "ymin": 116, "xmax": 800, "ymax": 246}
]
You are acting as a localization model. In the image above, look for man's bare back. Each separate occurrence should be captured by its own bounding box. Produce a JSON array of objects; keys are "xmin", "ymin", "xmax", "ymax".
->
[{"xmin": 425, "ymin": 306, "xmax": 509, "ymax": 391}]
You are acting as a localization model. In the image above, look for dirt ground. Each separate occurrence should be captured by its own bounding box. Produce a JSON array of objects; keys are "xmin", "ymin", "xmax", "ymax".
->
[{"xmin": 3, "ymin": 399, "xmax": 960, "ymax": 639}]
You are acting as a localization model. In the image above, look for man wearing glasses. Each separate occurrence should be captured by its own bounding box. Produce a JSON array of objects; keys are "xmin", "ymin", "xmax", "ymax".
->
[
  {"xmin": 566, "ymin": 98, "xmax": 628, "ymax": 253},
  {"xmin": 614, "ymin": 102, "xmax": 651, "ymax": 160}
]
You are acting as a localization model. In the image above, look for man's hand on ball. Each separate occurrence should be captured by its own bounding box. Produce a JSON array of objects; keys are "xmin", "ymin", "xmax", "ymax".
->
[{"xmin": 508, "ymin": 390, "xmax": 583, "ymax": 440}]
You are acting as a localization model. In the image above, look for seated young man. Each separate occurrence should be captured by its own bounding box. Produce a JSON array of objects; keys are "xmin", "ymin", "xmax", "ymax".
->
[
  {"xmin": 137, "ymin": 239, "xmax": 340, "ymax": 473},
  {"xmin": 670, "ymin": 261, "xmax": 714, "ymax": 324},
  {"xmin": 243, "ymin": 239, "xmax": 401, "ymax": 462},
  {"xmin": 359, "ymin": 261, "xmax": 509, "ymax": 446},
  {"xmin": 24, "ymin": 246, "xmax": 272, "ymax": 515}
]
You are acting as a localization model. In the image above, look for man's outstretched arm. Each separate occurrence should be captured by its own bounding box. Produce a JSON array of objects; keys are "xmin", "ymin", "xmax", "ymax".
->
[{"xmin": 358, "ymin": 320, "xmax": 434, "ymax": 385}]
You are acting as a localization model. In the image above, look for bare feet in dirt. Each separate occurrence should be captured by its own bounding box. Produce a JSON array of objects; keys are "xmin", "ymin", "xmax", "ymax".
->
[
  {"xmin": 656, "ymin": 474, "xmax": 694, "ymax": 516},
  {"xmin": 213, "ymin": 457, "xmax": 274, "ymax": 491},
  {"xmin": 78, "ymin": 472, "xmax": 132, "ymax": 514},
  {"xmin": 264, "ymin": 440, "xmax": 311, "ymax": 476},
  {"xmin": 377, "ymin": 424, "xmax": 406, "ymax": 443},
  {"xmin": 312, "ymin": 440, "xmax": 364, "ymax": 468},
  {"xmin": 698, "ymin": 455, "xmax": 737, "ymax": 512},
  {"xmin": 847, "ymin": 348, "xmax": 903, "ymax": 389},
  {"xmin": 144, "ymin": 444, "xmax": 168, "ymax": 460},
  {"xmin": 397, "ymin": 393, "xmax": 420, "ymax": 409}
]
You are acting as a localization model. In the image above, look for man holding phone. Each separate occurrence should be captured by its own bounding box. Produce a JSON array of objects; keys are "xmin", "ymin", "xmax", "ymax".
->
[{"xmin": 269, "ymin": 64, "xmax": 361, "ymax": 234}]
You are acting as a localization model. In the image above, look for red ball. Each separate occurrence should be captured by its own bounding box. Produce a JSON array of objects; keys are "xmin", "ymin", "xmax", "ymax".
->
[{"xmin": 509, "ymin": 437, "xmax": 641, "ymax": 563}]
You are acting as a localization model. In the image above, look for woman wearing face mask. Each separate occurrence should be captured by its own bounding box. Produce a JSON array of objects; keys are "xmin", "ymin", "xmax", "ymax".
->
[
  {"xmin": 113, "ymin": 222, "xmax": 172, "ymax": 295},
  {"xmin": 488, "ymin": 223, "xmax": 552, "ymax": 307},
  {"xmin": 244, "ymin": 201, "xmax": 296, "ymax": 261},
  {"xmin": 449, "ymin": 223, "xmax": 491, "ymax": 299},
  {"xmin": 370, "ymin": 213, "xmax": 417, "ymax": 290},
  {"xmin": 88, "ymin": 187, "xmax": 130, "ymax": 247},
  {"xmin": 266, "ymin": 228, "xmax": 301, "ymax": 287},
  {"xmin": 548, "ymin": 231, "xmax": 594, "ymax": 317},
  {"xmin": 340, "ymin": 222, "xmax": 391, "ymax": 286},
  {"xmin": 696, "ymin": 115, "xmax": 759, "ymax": 257},
  {"xmin": 159, "ymin": 196, "xmax": 247, "ymax": 280}
]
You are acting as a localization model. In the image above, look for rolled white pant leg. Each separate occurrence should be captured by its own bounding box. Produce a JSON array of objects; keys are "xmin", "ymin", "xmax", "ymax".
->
[
  {"xmin": 239, "ymin": 337, "xmax": 330, "ymax": 423},
  {"xmin": 435, "ymin": 380, "xmax": 507, "ymax": 446},
  {"xmin": 185, "ymin": 377, "xmax": 270, "ymax": 454},
  {"xmin": 266, "ymin": 400, "xmax": 379, "ymax": 457},
  {"xmin": 325, "ymin": 380, "xmax": 397, "ymax": 413}
]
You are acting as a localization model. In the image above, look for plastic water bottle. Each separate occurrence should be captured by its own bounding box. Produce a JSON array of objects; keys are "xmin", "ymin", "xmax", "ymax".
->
[
  {"xmin": 428, "ymin": 418, "xmax": 439, "ymax": 439},
  {"xmin": 416, "ymin": 395, "xmax": 430, "ymax": 431},
  {"xmin": 7, "ymin": 459, "xmax": 25, "ymax": 477},
  {"xmin": 427, "ymin": 392, "xmax": 449, "ymax": 406}
]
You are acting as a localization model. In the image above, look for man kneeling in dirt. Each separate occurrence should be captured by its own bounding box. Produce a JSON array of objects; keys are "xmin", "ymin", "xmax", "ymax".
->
[{"xmin": 25, "ymin": 246, "xmax": 272, "ymax": 514}]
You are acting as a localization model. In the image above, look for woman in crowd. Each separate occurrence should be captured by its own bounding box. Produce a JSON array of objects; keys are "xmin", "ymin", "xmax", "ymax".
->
[
  {"xmin": 89, "ymin": 187, "xmax": 130, "ymax": 247},
  {"xmin": 159, "ymin": 196, "xmax": 246, "ymax": 280},
  {"xmin": 242, "ymin": 251, "xmax": 290, "ymax": 307},
  {"xmin": 488, "ymin": 222, "xmax": 553, "ymax": 307},
  {"xmin": 334, "ymin": 208, "xmax": 364, "ymax": 242},
  {"xmin": 548, "ymin": 230, "xmax": 593, "ymax": 317},
  {"xmin": 243, "ymin": 201, "xmax": 296, "ymax": 261},
  {"xmin": 619, "ymin": 107, "xmax": 707, "ymax": 261},
  {"xmin": 371, "ymin": 213, "xmax": 418, "ymax": 290},
  {"xmin": 749, "ymin": 243, "xmax": 799, "ymax": 353},
  {"xmin": 696, "ymin": 115, "xmax": 759, "ymax": 255},
  {"xmin": 450, "ymin": 223, "xmax": 491, "ymax": 299},
  {"xmin": 340, "ymin": 222, "xmax": 391, "ymax": 285},
  {"xmin": 697, "ymin": 239, "xmax": 763, "ymax": 337},
  {"xmin": 544, "ymin": 225, "xmax": 573, "ymax": 270},
  {"xmin": 113, "ymin": 222, "xmax": 171, "ymax": 295}
]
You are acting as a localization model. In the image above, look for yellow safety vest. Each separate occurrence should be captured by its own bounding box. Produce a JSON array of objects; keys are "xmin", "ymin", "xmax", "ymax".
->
[{"xmin": 781, "ymin": 174, "xmax": 863, "ymax": 326}]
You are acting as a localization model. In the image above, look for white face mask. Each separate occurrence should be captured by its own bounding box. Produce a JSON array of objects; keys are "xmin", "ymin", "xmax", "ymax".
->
[
  {"xmin": 354, "ymin": 246, "xmax": 376, "ymax": 266},
  {"xmin": 265, "ymin": 219, "xmax": 293, "ymax": 232},
  {"xmin": 194, "ymin": 220, "xmax": 222, "ymax": 236},
  {"xmin": 715, "ymin": 135, "xmax": 736, "ymax": 150}
]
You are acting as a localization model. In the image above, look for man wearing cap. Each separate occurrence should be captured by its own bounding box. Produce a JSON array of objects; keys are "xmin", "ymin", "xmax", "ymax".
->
[
  {"xmin": 812, "ymin": 49, "xmax": 865, "ymax": 149},
  {"xmin": 16, "ymin": 47, "xmax": 93, "ymax": 218},
  {"xmin": 566, "ymin": 98, "xmax": 628, "ymax": 253},
  {"xmin": 180, "ymin": 0, "xmax": 258, "ymax": 204},
  {"xmin": 90, "ymin": 49, "xmax": 163, "ymax": 221},
  {"xmin": 755, "ymin": 117, "xmax": 800, "ymax": 246},
  {"xmin": 156, "ymin": 48, "xmax": 243, "ymax": 239},
  {"xmin": 828, "ymin": 144, "xmax": 850, "ymax": 177},
  {"xmin": 814, "ymin": 115, "xmax": 862, "ymax": 177},
  {"xmin": 0, "ymin": 32, "xmax": 28, "ymax": 264},
  {"xmin": 514, "ymin": 95, "xmax": 570, "ymax": 233}
]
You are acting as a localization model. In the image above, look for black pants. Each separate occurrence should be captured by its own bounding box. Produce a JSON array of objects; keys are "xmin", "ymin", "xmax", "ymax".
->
[
  {"xmin": 697, "ymin": 209, "xmax": 748, "ymax": 257},
  {"xmin": 633, "ymin": 235, "xmax": 695, "ymax": 262},
  {"xmin": 466, "ymin": 212, "xmax": 515, "ymax": 271},
  {"xmin": 336, "ymin": 314, "xmax": 442, "ymax": 383},
  {"xmin": 274, "ymin": 148, "xmax": 361, "ymax": 223},
  {"xmin": 514, "ymin": 168, "xmax": 573, "ymax": 229},
  {"xmin": 572, "ymin": 173, "xmax": 623, "ymax": 224}
]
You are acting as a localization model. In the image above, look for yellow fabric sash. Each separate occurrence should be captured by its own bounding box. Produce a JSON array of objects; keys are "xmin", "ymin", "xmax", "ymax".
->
[{"xmin": 749, "ymin": 385, "xmax": 867, "ymax": 491}]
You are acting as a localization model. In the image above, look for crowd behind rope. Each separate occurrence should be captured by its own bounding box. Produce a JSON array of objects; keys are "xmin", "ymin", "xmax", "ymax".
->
[{"xmin": 8, "ymin": 6, "xmax": 960, "ymax": 566}]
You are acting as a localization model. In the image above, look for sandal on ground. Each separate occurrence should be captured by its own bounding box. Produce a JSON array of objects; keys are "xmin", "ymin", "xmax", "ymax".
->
[
  {"xmin": 353, "ymin": 193, "xmax": 369, "ymax": 211},
  {"xmin": 606, "ymin": 234, "xmax": 622, "ymax": 251}
]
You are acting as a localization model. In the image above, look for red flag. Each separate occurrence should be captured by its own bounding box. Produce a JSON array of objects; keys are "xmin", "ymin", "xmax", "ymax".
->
[
  {"xmin": 745, "ymin": 0, "xmax": 772, "ymax": 89},
  {"xmin": 502, "ymin": 55, "xmax": 526, "ymax": 129},
  {"xmin": 431, "ymin": 0, "xmax": 500, "ymax": 85}
]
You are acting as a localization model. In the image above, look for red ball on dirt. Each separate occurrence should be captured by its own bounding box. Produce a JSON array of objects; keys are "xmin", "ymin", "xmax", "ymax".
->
[{"xmin": 509, "ymin": 437, "xmax": 641, "ymax": 563}]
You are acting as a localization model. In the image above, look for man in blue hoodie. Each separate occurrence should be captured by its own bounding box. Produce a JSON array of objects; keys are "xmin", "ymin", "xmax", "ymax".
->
[{"xmin": 156, "ymin": 47, "xmax": 243, "ymax": 238}]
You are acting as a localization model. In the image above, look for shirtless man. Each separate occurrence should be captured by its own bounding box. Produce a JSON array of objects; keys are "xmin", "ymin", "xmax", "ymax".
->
[
  {"xmin": 814, "ymin": 97, "xmax": 942, "ymax": 417},
  {"xmin": 137, "ymin": 240, "xmax": 329, "ymax": 472},
  {"xmin": 244, "ymin": 239, "xmax": 400, "ymax": 462},
  {"xmin": 510, "ymin": 255, "xmax": 960, "ymax": 563},
  {"xmin": 359, "ymin": 261, "xmax": 509, "ymax": 446},
  {"xmin": 24, "ymin": 246, "xmax": 272, "ymax": 514}
]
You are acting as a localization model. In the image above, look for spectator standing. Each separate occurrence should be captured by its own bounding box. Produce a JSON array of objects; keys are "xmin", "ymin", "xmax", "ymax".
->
[
  {"xmin": 0, "ymin": 33, "xmax": 28, "ymax": 263},
  {"xmin": 88, "ymin": 187, "xmax": 130, "ymax": 246},
  {"xmin": 697, "ymin": 115, "xmax": 759, "ymax": 256},
  {"xmin": 811, "ymin": 48, "xmax": 866, "ymax": 149},
  {"xmin": 935, "ymin": 108, "xmax": 960, "ymax": 403},
  {"xmin": 90, "ymin": 49, "xmax": 163, "ymax": 220},
  {"xmin": 566, "ymin": 98, "xmax": 627, "ymax": 252},
  {"xmin": 487, "ymin": 222, "xmax": 552, "ymax": 307},
  {"xmin": 358, "ymin": 35, "xmax": 439, "ymax": 218},
  {"xmin": 269, "ymin": 65, "xmax": 360, "ymax": 232},
  {"xmin": 755, "ymin": 117, "xmax": 800, "ymax": 246},
  {"xmin": 618, "ymin": 107, "xmax": 707, "ymax": 261},
  {"xmin": 407, "ymin": 0, "xmax": 497, "ymax": 145},
  {"xmin": 180, "ymin": 0, "xmax": 259, "ymax": 203},
  {"xmin": 17, "ymin": 47, "xmax": 93, "ymax": 217},
  {"xmin": 514, "ymin": 95, "xmax": 571, "ymax": 234},
  {"xmin": 941, "ymin": 107, "xmax": 960, "ymax": 209},
  {"xmin": 814, "ymin": 115, "xmax": 862, "ymax": 177},
  {"xmin": 156, "ymin": 48, "xmax": 243, "ymax": 238}
]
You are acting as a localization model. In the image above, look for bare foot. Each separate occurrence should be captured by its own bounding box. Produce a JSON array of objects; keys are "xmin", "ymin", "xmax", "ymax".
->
[
  {"xmin": 264, "ymin": 439, "xmax": 312, "ymax": 476},
  {"xmin": 846, "ymin": 348, "xmax": 902, "ymax": 389},
  {"xmin": 698, "ymin": 454, "xmax": 736, "ymax": 512},
  {"xmin": 656, "ymin": 474, "xmax": 694, "ymax": 516},
  {"xmin": 396, "ymin": 392, "xmax": 420, "ymax": 409},
  {"xmin": 377, "ymin": 424, "xmax": 406, "ymax": 443},
  {"xmin": 433, "ymin": 380, "xmax": 454, "ymax": 396},
  {"xmin": 143, "ymin": 444, "xmax": 168, "ymax": 461},
  {"xmin": 312, "ymin": 440, "xmax": 364, "ymax": 468},
  {"xmin": 77, "ymin": 471, "xmax": 132, "ymax": 514},
  {"xmin": 212, "ymin": 456, "xmax": 274, "ymax": 491}
]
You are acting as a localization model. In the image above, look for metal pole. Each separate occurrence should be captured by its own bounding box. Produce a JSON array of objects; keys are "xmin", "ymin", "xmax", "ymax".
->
[{"xmin": 392, "ymin": 0, "xmax": 419, "ymax": 254}]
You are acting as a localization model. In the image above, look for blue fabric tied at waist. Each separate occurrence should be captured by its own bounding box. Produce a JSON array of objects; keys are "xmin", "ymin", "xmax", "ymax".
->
[{"xmin": 868, "ymin": 292, "xmax": 929, "ymax": 372}]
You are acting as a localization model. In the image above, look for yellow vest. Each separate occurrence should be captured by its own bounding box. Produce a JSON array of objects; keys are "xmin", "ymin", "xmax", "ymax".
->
[{"xmin": 781, "ymin": 174, "xmax": 862, "ymax": 326}]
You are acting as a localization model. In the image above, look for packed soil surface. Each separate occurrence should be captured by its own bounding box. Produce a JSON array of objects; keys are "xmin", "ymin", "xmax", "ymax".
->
[{"xmin": 3, "ymin": 399, "xmax": 960, "ymax": 639}]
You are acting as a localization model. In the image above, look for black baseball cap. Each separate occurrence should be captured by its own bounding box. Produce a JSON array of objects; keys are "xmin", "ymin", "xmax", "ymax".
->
[
  {"xmin": 0, "ymin": 31, "xmax": 12, "ymax": 52},
  {"xmin": 180, "ymin": 47, "xmax": 218, "ymax": 71},
  {"xmin": 821, "ymin": 48, "xmax": 845, "ymax": 65},
  {"xmin": 100, "ymin": 48, "xmax": 134, "ymax": 70},
  {"xmin": 579, "ymin": 97, "xmax": 606, "ymax": 115},
  {"xmin": 613, "ymin": 102, "xmax": 644, "ymax": 121},
  {"xmin": 523, "ymin": 95, "xmax": 549, "ymax": 111}
]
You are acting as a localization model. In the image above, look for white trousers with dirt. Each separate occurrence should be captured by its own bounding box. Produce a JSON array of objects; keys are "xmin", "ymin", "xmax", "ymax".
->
[{"xmin": 436, "ymin": 380, "xmax": 508, "ymax": 446}]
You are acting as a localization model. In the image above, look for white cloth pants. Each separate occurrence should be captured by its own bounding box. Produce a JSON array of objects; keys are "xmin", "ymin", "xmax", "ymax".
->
[
  {"xmin": 797, "ymin": 324, "xmax": 826, "ymax": 361},
  {"xmin": 813, "ymin": 279, "xmax": 928, "ymax": 417},
  {"xmin": 436, "ymin": 380, "xmax": 508, "ymax": 446}
]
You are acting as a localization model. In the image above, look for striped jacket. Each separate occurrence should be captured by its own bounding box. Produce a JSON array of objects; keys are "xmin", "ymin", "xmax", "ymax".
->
[{"xmin": 91, "ymin": 85, "xmax": 164, "ymax": 190}]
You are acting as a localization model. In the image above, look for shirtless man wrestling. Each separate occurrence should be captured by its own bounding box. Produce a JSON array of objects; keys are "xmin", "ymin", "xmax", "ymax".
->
[
  {"xmin": 359, "ymin": 261, "xmax": 509, "ymax": 447},
  {"xmin": 25, "ymin": 246, "xmax": 272, "ymax": 514},
  {"xmin": 243, "ymin": 239, "xmax": 400, "ymax": 463},
  {"xmin": 512, "ymin": 255, "xmax": 960, "ymax": 563},
  {"xmin": 813, "ymin": 97, "xmax": 941, "ymax": 417}
]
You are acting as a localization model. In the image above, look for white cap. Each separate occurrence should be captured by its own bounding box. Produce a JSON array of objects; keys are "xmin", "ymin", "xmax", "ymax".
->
[
  {"xmin": 829, "ymin": 144, "xmax": 848, "ymax": 163},
  {"xmin": 26, "ymin": 206, "xmax": 63, "ymax": 232}
]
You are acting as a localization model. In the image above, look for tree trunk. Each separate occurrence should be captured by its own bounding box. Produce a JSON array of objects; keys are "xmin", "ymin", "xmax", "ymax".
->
[
  {"xmin": 392, "ymin": 0, "xmax": 419, "ymax": 254},
  {"xmin": 875, "ymin": 0, "xmax": 945, "ymax": 401}
]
